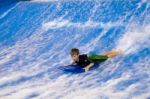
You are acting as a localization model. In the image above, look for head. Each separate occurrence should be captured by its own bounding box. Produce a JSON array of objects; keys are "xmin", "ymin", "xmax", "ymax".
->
[{"xmin": 70, "ymin": 48, "xmax": 80, "ymax": 62}]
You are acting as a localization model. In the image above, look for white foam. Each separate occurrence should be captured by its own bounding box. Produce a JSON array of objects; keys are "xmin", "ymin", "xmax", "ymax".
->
[
  {"xmin": 116, "ymin": 25, "xmax": 150, "ymax": 54},
  {"xmin": 42, "ymin": 20, "xmax": 70, "ymax": 30},
  {"xmin": 42, "ymin": 19, "xmax": 123, "ymax": 31},
  {"xmin": 62, "ymin": 73, "xmax": 136, "ymax": 99},
  {"xmin": 0, "ymin": 51, "xmax": 150, "ymax": 99},
  {"xmin": 31, "ymin": 0, "xmax": 92, "ymax": 2},
  {"xmin": 31, "ymin": 0, "xmax": 59, "ymax": 2}
]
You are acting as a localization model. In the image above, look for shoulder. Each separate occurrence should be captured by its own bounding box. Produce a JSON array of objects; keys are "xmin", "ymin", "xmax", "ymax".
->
[{"xmin": 79, "ymin": 54, "xmax": 88, "ymax": 58}]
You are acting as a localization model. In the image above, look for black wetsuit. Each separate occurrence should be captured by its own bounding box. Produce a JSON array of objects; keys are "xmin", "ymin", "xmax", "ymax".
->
[
  {"xmin": 74, "ymin": 54, "xmax": 108, "ymax": 68},
  {"xmin": 75, "ymin": 54, "xmax": 92, "ymax": 68}
]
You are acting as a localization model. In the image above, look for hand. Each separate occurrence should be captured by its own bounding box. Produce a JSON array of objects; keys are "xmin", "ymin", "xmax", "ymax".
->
[{"xmin": 84, "ymin": 67, "xmax": 90, "ymax": 72}]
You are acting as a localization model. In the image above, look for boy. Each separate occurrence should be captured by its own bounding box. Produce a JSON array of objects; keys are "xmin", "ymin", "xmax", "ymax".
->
[{"xmin": 70, "ymin": 48, "xmax": 122, "ymax": 72}]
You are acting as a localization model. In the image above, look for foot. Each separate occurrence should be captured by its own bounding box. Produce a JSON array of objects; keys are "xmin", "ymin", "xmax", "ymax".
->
[{"xmin": 105, "ymin": 49, "xmax": 123, "ymax": 58}]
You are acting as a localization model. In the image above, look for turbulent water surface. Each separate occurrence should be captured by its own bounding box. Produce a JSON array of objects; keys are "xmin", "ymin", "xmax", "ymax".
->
[{"xmin": 0, "ymin": 0, "xmax": 150, "ymax": 99}]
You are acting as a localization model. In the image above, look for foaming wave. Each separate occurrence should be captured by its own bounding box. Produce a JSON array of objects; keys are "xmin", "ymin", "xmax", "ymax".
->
[
  {"xmin": 116, "ymin": 24, "xmax": 150, "ymax": 55},
  {"xmin": 31, "ymin": 0, "xmax": 91, "ymax": 2},
  {"xmin": 42, "ymin": 19, "xmax": 123, "ymax": 31},
  {"xmin": 62, "ymin": 72, "xmax": 130, "ymax": 98},
  {"xmin": 42, "ymin": 20, "xmax": 70, "ymax": 30},
  {"xmin": 31, "ymin": 0, "xmax": 59, "ymax": 2},
  {"xmin": 0, "ymin": 55, "xmax": 149, "ymax": 99}
]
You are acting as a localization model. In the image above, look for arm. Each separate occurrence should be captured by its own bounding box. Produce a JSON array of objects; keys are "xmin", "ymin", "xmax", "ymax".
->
[
  {"xmin": 64, "ymin": 62, "xmax": 76, "ymax": 66},
  {"xmin": 84, "ymin": 63, "xmax": 94, "ymax": 72},
  {"xmin": 71, "ymin": 61, "xmax": 77, "ymax": 65}
]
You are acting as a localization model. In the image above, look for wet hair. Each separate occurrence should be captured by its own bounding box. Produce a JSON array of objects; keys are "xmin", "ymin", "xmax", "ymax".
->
[{"xmin": 70, "ymin": 48, "xmax": 79, "ymax": 56}]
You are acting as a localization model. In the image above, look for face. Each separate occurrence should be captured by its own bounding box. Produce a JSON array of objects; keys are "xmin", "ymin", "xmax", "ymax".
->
[{"xmin": 71, "ymin": 54, "xmax": 79, "ymax": 62}]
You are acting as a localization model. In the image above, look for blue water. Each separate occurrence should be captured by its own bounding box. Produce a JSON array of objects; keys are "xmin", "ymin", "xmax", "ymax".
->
[{"xmin": 0, "ymin": 0, "xmax": 150, "ymax": 99}]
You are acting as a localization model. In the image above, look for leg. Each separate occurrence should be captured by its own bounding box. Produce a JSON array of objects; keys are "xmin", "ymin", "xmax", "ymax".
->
[{"xmin": 103, "ymin": 49, "xmax": 122, "ymax": 58}]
